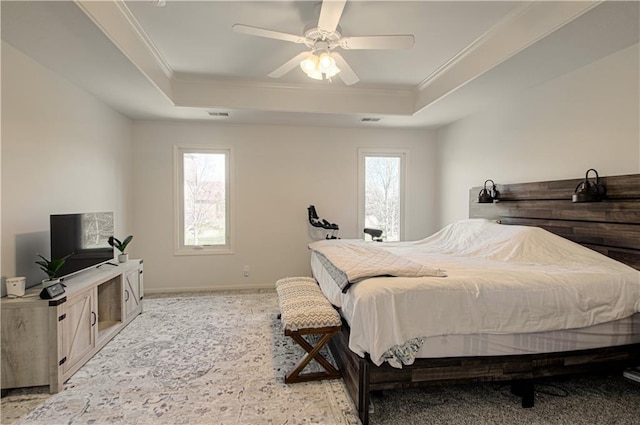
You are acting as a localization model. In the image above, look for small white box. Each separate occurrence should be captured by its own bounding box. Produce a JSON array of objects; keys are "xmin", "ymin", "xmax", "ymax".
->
[{"xmin": 6, "ymin": 277, "xmax": 26, "ymax": 298}]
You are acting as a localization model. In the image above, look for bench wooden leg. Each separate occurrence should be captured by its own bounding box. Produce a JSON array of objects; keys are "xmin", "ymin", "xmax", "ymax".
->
[{"xmin": 285, "ymin": 329, "xmax": 341, "ymax": 383}]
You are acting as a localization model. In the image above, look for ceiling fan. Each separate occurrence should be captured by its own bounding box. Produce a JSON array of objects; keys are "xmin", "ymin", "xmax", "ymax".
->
[{"xmin": 232, "ymin": 0, "xmax": 414, "ymax": 85}]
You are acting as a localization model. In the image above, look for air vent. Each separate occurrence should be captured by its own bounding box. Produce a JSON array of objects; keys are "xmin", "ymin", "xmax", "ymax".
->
[
  {"xmin": 361, "ymin": 117, "xmax": 381, "ymax": 122},
  {"xmin": 208, "ymin": 112, "xmax": 230, "ymax": 117}
]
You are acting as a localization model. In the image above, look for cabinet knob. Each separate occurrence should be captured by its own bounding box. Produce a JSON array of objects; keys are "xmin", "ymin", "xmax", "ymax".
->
[
  {"xmin": 91, "ymin": 311, "xmax": 97, "ymax": 326},
  {"xmin": 124, "ymin": 289, "xmax": 129, "ymax": 301}
]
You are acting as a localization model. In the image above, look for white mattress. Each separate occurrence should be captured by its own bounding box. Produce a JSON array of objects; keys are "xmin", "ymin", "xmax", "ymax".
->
[
  {"xmin": 415, "ymin": 314, "xmax": 640, "ymax": 357},
  {"xmin": 313, "ymin": 252, "xmax": 640, "ymax": 358},
  {"xmin": 310, "ymin": 219, "xmax": 640, "ymax": 366}
]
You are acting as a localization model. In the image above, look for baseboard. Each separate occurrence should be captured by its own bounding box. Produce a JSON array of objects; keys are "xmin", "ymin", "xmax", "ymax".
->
[{"xmin": 144, "ymin": 282, "xmax": 276, "ymax": 294}]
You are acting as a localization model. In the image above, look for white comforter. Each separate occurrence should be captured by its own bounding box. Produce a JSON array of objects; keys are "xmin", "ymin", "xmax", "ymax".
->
[
  {"xmin": 311, "ymin": 219, "xmax": 640, "ymax": 366},
  {"xmin": 308, "ymin": 239, "xmax": 447, "ymax": 291}
]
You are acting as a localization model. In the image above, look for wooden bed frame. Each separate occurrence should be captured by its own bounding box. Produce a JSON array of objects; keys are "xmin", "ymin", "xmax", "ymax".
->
[{"xmin": 328, "ymin": 173, "xmax": 640, "ymax": 425}]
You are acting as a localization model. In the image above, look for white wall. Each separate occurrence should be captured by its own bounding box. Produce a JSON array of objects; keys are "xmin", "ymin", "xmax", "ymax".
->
[
  {"xmin": 437, "ymin": 43, "xmax": 640, "ymax": 226},
  {"xmin": 1, "ymin": 42, "xmax": 134, "ymax": 293},
  {"xmin": 133, "ymin": 122, "xmax": 437, "ymax": 291}
]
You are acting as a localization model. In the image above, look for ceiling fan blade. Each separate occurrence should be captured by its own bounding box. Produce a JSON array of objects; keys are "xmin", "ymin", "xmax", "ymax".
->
[
  {"xmin": 269, "ymin": 51, "xmax": 309, "ymax": 78},
  {"xmin": 332, "ymin": 52, "xmax": 359, "ymax": 86},
  {"xmin": 232, "ymin": 24, "xmax": 306, "ymax": 44},
  {"xmin": 340, "ymin": 35, "xmax": 415, "ymax": 50},
  {"xmin": 318, "ymin": 0, "xmax": 347, "ymax": 34}
]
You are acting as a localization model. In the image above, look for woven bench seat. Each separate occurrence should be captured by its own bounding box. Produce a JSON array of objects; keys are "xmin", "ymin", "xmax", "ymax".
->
[{"xmin": 275, "ymin": 277, "xmax": 342, "ymax": 383}]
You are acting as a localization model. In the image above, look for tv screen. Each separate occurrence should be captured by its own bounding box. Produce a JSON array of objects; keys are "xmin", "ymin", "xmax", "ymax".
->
[{"xmin": 50, "ymin": 212, "xmax": 115, "ymax": 278}]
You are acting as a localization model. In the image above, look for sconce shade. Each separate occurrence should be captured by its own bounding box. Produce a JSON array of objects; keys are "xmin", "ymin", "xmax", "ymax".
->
[
  {"xmin": 478, "ymin": 179, "xmax": 499, "ymax": 203},
  {"xmin": 572, "ymin": 169, "xmax": 606, "ymax": 203},
  {"xmin": 478, "ymin": 189, "xmax": 494, "ymax": 203}
]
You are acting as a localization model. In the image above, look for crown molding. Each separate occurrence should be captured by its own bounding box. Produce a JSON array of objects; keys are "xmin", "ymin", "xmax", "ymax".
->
[
  {"xmin": 113, "ymin": 1, "xmax": 174, "ymax": 79},
  {"xmin": 171, "ymin": 77, "xmax": 415, "ymax": 116},
  {"xmin": 414, "ymin": 0, "xmax": 602, "ymax": 112},
  {"xmin": 173, "ymin": 73, "xmax": 415, "ymax": 96},
  {"xmin": 416, "ymin": 2, "xmax": 534, "ymax": 93},
  {"xmin": 74, "ymin": 0, "xmax": 174, "ymax": 102}
]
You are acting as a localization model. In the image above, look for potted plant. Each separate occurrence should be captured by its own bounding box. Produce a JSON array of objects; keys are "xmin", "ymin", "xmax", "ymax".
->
[
  {"xmin": 109, "ymin": 235, "xmax": 133, "ymax": 263},
  {"xmin": 36, "ymin": 252, "xmax": 73, "ymax": 288}
]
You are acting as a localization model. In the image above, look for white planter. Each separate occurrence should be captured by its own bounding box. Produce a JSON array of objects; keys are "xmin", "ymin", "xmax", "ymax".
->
[
  {"xmin": 118, "ymin": 253, "xmax": 129, "ymax": 263},
  {"xmin": 42, "ymin": 278, "xmax": 60, "ymax": 289}
]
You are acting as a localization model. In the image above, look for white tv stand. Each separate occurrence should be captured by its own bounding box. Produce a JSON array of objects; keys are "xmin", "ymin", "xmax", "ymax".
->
[{"xmin": 1, "ymin": 259, "xmax": 143, "ymax": 393}]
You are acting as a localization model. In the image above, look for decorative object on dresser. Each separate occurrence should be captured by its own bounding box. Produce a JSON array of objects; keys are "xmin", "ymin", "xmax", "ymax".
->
[
  {"xmin": 5, "ymin": 277, "xmax": 26, "ymax": 298},
  {"xmin": 108, "ymin": 235, "xmax": 133, "ymax": 263},
  {"xmin": 35, "ymin": 252, "xmax": 73, "ymax": 288},
  {"xmin": 1, "ymin": 259, "xmax": 144, "ymax": 394},
  {"xmin": 38, "ymin": 282, "xmax": 66, "ymax": 300}
]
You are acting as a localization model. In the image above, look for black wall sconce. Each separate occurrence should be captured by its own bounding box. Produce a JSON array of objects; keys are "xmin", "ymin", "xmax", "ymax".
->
[
  {"xmin": 478, "ymin": 179, "xmax": 500, "ymax": 203},
  {"xmin": 572, "ymin": 168, "xmax": 606, "ymax": 203}
]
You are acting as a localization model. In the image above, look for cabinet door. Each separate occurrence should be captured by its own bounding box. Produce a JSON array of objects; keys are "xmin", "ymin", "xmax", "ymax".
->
[
  {"xmin": 61, "ymin": 290, "xmax": 96, "ymax": 375},
  {"xmin": 124, "ymin": 268, "xmax": 142, "ymax": 320},
  {"xmin": 1, "ymin": 304, "xmax": 53, "ymax": 389}
]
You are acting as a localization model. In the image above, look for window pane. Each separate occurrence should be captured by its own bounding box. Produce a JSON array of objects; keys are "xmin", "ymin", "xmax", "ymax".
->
[
  {"xmin": 183, "ymin": 152, "xmax": 226, "ymax": 246},
  {"xmin": 364, "ymin": 156, "xmax": 401, "ymax": 241}
]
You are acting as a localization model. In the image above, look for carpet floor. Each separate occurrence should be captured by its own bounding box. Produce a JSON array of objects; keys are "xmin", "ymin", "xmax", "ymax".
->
[{"xmin": 2, "ymin": 291, "xmax": 639, "ymax": 424}]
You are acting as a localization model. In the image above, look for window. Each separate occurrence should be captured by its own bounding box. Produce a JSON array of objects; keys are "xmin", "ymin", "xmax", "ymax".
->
[
  {"xmin": 174, "ymin": 146, "xmax": 232, "ymax": 255},
  {"xmin": 358, "ymin": 149, "xmax": 406, "ymax": 241}
]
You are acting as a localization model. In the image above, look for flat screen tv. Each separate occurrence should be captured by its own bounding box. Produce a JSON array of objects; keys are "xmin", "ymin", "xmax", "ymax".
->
[{"xmin": 50, "ymin": 212, "xmax": 115, "ymax": 279}]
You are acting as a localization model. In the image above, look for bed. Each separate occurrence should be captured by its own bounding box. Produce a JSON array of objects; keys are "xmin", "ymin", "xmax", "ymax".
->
[{"xmin": 309, "ymin": 173, "xmax": 640, "ymax": 425}]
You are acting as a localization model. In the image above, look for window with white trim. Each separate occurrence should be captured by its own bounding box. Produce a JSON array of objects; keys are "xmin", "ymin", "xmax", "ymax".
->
[
  {"xmin": 174, "ymin": 146, "xmax": 232, "ymax": 255},
  {"xmin": 358, "ymin": 149, "xmax": 406, "ymax": 242}
]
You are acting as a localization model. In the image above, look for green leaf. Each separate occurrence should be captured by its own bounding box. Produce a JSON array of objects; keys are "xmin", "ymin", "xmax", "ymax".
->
[
  {"xmin": 109, "ymin": 235, "xmax": 133, "ymax": 253},
  {"xmin": 34, "ymin": 252, "xmax": 74, "ymax": 279},
  {"xmin": 120, "ymin": 235, "xmax": 133, "ymax": 253}
]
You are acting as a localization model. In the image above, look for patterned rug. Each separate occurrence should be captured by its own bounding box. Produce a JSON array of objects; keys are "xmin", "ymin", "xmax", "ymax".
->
[
  {"xmin": 2, "ymin": 291, "xmax": 640, "ymax": 424},
  {"xmin": 3, "ymin": 292, "xmax": 357, "ymax": 425}
]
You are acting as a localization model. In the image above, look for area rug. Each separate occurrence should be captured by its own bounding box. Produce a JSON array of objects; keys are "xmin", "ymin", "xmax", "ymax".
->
[
  {"xmin": 2, "ymin": 291, "xmax": 639, "ymax": 425},
  {"xmin": 4, "ymin": 292, "xmax": 357, "ymax": 425}
]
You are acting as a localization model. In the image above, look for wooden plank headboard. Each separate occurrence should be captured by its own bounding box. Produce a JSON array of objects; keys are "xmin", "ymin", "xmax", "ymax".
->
[{"xmin": 469, "ymin": 173, "xmax": 640, "ymax": 270}]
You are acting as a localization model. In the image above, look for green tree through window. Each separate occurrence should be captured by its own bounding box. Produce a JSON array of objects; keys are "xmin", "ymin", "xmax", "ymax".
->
[{"xmin": 174, "ymin": 146, "xmax": 232, "ymax": 254}]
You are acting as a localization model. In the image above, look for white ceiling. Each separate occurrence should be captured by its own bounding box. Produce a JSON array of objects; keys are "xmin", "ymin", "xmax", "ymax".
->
[
  {"xmin": 2, "ymin": 1, "xmax": 639, "ymax": 129},
  {"xmin": 125, "ymin": 1, "xmax": 518, "ymax": 86}
]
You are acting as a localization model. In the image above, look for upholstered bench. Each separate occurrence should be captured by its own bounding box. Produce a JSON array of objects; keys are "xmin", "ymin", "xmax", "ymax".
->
[{"xmin": 275, "ymin": 277, "xmax": 342, "ymax": 383}]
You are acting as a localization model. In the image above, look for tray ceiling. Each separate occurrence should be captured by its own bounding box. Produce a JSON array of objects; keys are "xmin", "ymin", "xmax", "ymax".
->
[{"xmin": 2, "ymin": 1, "xmax": 638, "ymax": 128}]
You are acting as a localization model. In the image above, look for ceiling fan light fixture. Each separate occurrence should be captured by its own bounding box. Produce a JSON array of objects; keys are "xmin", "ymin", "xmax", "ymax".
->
[
  {"xmin": 326, "ymin": 66, "xmax": 340, "ymax": 78},
  {"xmin": 300, "ymin": 53, "xmax": 318, "ymax": 73},
  {"xmin": 234, "ymin": 0, "xmax": 414, "ymax": 87},
  {"xmin": 318, "ymin": 52, "xmax": 335, "ymax": 73},
  {"xmin": 300, "ymin": 51, "xmax": 340, "ymax": 81},
  {"xmin": 306, "ymin": 69, "xmax": 324, "ymax": 80}
]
